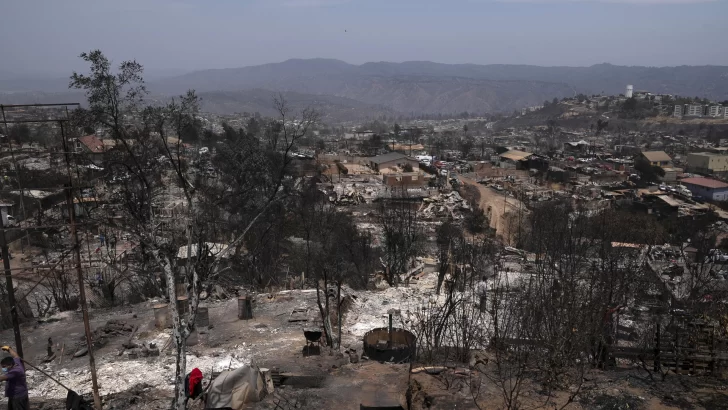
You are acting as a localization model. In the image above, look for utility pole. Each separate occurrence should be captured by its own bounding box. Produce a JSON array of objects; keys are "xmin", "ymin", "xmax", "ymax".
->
[
  {"xmin": 0, "ymin": 207, "xmax": 23, "ymax": 359},
  {"xmin": 60, "ymin": 121, "xmax": 102, "ymax": 409},
  {"xmin": 67, "ymin": 188, "xmax": 102, "ymax": 409}
]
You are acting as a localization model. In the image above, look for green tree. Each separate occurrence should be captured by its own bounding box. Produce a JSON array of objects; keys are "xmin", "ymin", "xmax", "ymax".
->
[
  {"xmin": 394, "ymin": 123, "xmax": 401, "ymax": 137},
  {"xmin": 634, "ymin": 155, "xmax": 665, "ymax": 183}
]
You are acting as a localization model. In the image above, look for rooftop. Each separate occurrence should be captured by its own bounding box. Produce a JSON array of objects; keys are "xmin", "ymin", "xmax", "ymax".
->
[
  {"xmin": 655, "ymin": 195, "xmax": 682, "ymax": 207},
  {"xmin": 369, "ymin": 152, "xmax": 415, "ymax": 164},
  {"xmin": 77, "ymin": 135, "xmax": 105, "ymax": 153},
  {"xmin": 500, "ymin": 150, "xmax": 533, "ymax": 161},
  {"xmin": 681, "ymin": 177, "xmax": 728, "ymax": 189},
  {"xmin": 641, "ymin": 151, "xmax": 672, "ymax": 163},
  {"xmin": 565, "ymin": 140, "xmax": 589, "ymax": 147}
]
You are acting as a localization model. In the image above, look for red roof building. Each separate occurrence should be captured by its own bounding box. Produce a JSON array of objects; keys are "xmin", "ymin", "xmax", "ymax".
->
[
  {"xmin": 680, "ymin": 177, "xmax": 728, "ymax": 201},
  {"xmin": 76, "ymin": 135, "xmax": 105, "ymax": 153},
  {"xmin": 681, "ymin": 177, "xmax": 728, "ymax": 189},
  {"xmin": 75, "ymin": 135, "xmax": 106, "ymax": 164}
]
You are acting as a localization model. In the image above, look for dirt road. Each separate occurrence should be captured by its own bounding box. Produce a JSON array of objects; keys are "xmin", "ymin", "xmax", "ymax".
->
[{"xmin": 459, "ymin": 176, "xmax": 526, "ymax": 243}]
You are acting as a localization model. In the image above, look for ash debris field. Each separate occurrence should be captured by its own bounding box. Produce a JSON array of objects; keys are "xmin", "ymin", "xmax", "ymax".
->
[{"xmin": 1, "ymin": 278, "xmax": 440, "ymax": 408}]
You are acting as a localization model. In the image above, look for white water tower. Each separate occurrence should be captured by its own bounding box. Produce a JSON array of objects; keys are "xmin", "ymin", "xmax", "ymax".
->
[{"xmin": 626, "ymin": 85, "xmax": 634, "ymax": 98}]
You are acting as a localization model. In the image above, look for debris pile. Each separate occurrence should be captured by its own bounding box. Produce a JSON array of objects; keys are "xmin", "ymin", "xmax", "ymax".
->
[
  {"xmin": 318, "ymin": 181, "xmax": 384, "ymax": 205},
  {"xmin": 333, "ymin": 184, "xmax": 366, "ymax": 205},
  {"xmin": 419, "ymin": 191, "xmax": 471, "ymax": 220},
  {"xmin": 200, "ymin": 284, "xmax": 231, "ymax": 300},
  {"xmin": 72, "ymin": 319, "xmax": 136, "ymax": 358}
]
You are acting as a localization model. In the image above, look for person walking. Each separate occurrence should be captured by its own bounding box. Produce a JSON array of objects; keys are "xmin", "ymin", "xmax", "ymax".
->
[{"xmin": 0, "ymin": 346, "xmax": 28, "ymax": 410}]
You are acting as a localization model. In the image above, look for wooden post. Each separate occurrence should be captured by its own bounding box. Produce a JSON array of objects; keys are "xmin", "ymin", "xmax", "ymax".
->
[
  {"xmin": 66, "ymin": 187, "xmax": 102, "ymax": 409},
  {"xmin": 238, "ymin": 294, "xmax": 252, "ymax": 320},
  {"xmin": 59, "ymin": 118, "xmax": 100, "ymax": 408},
  {"xmin": 654, "ymin": 322, "xmax": 661, "ymax": 372}
]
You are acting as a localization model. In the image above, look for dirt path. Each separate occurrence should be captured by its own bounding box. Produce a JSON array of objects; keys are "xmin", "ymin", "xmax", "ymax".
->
[{"xmin": 459, "ymin": 176, "xmax": 526, "ymax": 243}]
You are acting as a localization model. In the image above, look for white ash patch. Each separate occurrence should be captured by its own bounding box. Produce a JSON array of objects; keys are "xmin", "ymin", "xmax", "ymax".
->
[{"xmin": 28, "ymin": 350, "xmax": 249, "ymax": 400}]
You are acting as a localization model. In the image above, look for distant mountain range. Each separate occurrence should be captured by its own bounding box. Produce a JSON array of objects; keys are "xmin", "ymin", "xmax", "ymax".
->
[{"xmin": 2, "ymin": 59, "xmax": 727, "ymax": 120}]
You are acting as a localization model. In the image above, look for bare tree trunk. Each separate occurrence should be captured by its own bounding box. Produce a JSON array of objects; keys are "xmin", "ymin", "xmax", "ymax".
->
[
  {"xmin": 173, "ymin": 329, "xmax": 188, "ymax": 410},
  {"xmin": 337, "ymin": 281, "xmax": 342, "ymax": 349},
  {"xmin": 315, "ymin": 280, "xmax": 334, "ymax": 347},
  {"xmin": 162, "ymin": 258, "xmax": 187, "ymax": 410}
]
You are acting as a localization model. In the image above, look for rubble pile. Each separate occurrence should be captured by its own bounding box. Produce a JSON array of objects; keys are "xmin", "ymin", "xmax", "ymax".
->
[
  {"xmin": 317, "ymin": 180, "xmax": 384, "ymax": 205},
  {"xmin": 345, "ymin": 276, "xmax": 439, "ymax": 340},
  {"xmin": 71, "ymin": 319, "xmax": 136, "ymax": 358},
  {"xmin": 332, "ymin": 185, "xmax": 366, "ymax": 205},
  {"xmin": 419, "ymin": 191, "xmax": 471, "ymax": 220}
]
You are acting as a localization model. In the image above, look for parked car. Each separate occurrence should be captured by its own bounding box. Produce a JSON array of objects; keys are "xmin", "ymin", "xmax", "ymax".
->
[{"xmin": 706, "ymin": 249, "xmax": 728, "ymax": 263}]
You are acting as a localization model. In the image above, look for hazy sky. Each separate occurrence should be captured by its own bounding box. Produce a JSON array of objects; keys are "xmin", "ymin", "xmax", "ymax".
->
[{"xmin": 2, "ymin": 0, "xmax": 727, "ymax": 76}]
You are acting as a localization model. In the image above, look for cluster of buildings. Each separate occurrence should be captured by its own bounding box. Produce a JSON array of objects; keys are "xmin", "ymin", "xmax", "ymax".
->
[{"xmin": 673, "ymin": 104, "xmax": 728, "ymax": 119}]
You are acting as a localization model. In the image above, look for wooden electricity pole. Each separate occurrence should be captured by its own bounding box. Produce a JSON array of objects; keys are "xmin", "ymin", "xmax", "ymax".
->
[
  {"xmin": 0, "ymin": 208, "xmax": 23, "ymax": 359},
  {"xmin": 60, "ymin": 120, "xmax": 102, "ymax": 409},
  {"xmin": 66, "ymin": 189, "xmax": 102, "ymax": 409}
]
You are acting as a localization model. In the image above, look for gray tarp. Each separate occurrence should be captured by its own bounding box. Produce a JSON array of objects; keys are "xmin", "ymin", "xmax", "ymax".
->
[{"xmin": 205, "ymin": 365, "xmax": 267, "ymax": 409}]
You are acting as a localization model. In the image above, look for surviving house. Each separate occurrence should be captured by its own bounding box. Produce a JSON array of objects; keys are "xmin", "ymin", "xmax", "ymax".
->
[
  {"xmin": 686, "ymin": 152, "xmax": 728, "ymax": 176},
  {"xmin": 383, "ymin": 172, "xmax": 427, "ymax": 188},
  {"xmin": 640, "ymin": 151, "xmax": 672, "ymax": 167},
  {"xmin": 681, "ymin": 177, "xmax": 728, "ymax": 201},
  {"xmin": 499, "ymin": 150, "xmax": 533, "ymax": 170},
  {"xmin": 368, "ymin": 152, "xmax": 419, "ymax": 173},
  {"xmin": 75, "ymin": 135, "xmax": 106, "ymax": 164},
  {"xmin": 563, "ymin": 140, "xmax": 590, "ymax": 153}
]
